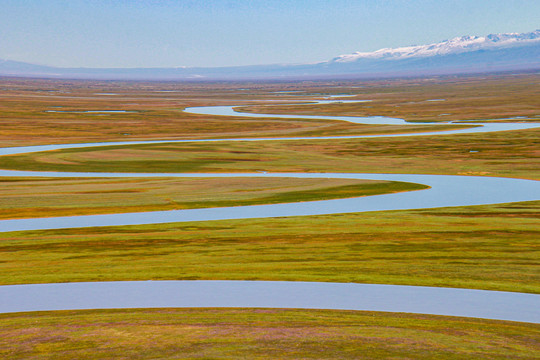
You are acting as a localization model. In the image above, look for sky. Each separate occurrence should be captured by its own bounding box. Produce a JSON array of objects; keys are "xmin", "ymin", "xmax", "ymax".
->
[{"xmin": 1, "ymin": 0, "xmax": 539, "ymax": 68}]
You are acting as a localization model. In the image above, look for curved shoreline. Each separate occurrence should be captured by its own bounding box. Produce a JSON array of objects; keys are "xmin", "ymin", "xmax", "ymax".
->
[
  {"xmin": 1, "ymin": 171, "xmax": 539, "ymax": 233},
  {"xmin": 0, "ymin": 102, "xmax": 539, "ymax": 322}
]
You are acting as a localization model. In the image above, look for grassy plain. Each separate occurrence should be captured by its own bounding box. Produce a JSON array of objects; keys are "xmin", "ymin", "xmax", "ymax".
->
[
  {"xmin": 239, "ymin": 73, "xmax": 540, "ymax": 122},
  {"xmin": 2, "ymin": 201, "xmax": 538, "ymax": 293},
  {"xmin": 0, "ymin": 74, "xmax": 539, "ymax": 358},
  {"xmin": 0, "ymin": 177, "xmax": 425, "ymax": 219},
  {"xmin": 1, "ymin": 126, "xmax": 538, "ymax": 179},
  {"xmin": 1, "ymin": 308, "xmax": 539, "ymax": 359},
  {"xmin": 0, "ymin": 78, "xmax": 468, "ymax": 148},
  {"xmin": 0, "ymin": 73, "xmax": 538, "ymax": 147}
]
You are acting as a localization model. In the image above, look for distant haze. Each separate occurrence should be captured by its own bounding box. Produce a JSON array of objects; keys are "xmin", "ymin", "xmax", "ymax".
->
[
  {"xmin": 1, "ymin": 0, "xmax": 540, "ymax": 68},
  {"xmin": 1, "ymin": 29, "xmax": 539, "ymax": 81}
]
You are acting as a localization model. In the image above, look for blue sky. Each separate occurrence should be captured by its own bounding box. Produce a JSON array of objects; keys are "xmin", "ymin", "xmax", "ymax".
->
[{"xmin": 1, "ymin": 0, "xmax": 539, "ymax": 68}]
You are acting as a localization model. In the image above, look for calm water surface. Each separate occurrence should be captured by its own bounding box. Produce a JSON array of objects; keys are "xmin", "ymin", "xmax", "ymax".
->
[
  {"xmin": 1, "ymin": 102, "xmax": 539, "ymax": 321},
  {"xmin": 0, "ymin": 281, "xmax": 538, "ymax": 323}
]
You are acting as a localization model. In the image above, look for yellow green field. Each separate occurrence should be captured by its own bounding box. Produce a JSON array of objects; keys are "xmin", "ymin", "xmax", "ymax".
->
[
  {"xmin": 0, "ymin": 73, "xmax": 539, "ymax": 358},
  {"xmin": 2, "ymin": 309, "xmax": 538, "ymax": 360},
  {"xmin": 0, "ymin": 177, "xmax": 424, "ymax": 219}
]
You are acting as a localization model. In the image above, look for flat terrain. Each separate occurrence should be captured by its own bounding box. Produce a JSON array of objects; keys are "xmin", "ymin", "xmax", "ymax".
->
[
  {"xmin": 239, "ymin": 74, "xmax": 540, "ymax": 123},
  {"xmin": 2, "ymin": 201, "xmax": 538, "ymax": 293},
  {"xmin": 0, "ymin": 73, "xmax": 539, "ymax": 358},
  {"xmin": 1, "ymin": 127, "xmax": 538, "ymax": 179},
  {"xmin": 1, "ymin": 309, "xmax": 538, "ymax": 359},
  {"xmin": 0, "ymin": 73, "xmax": 538, "ymax": 147},
  {"xmin": 0, "ymin": 177, "xmax": 425, "ymax": 219}
]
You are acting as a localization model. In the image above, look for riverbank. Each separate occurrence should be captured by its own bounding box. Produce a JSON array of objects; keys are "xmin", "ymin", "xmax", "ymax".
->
[{"xmin": 2, "ymin": 308, "xmax": 538, "ymax": 359}]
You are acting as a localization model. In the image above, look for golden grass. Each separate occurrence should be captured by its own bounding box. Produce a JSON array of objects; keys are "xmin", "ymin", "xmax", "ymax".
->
[
  {"xmin": 0, "ymin": 177, "xmax": 425, "ymax": 219},
  {"xmin": 1, "ymin": 73, "xmax": 538, "ymax": 147},
  {"xmin": 1, "ymin": 308, "xmax": 538, "ymax": 359},
  {"xmin": 1, "ymin": 126, "xmax": 537, "ymax": 179}
]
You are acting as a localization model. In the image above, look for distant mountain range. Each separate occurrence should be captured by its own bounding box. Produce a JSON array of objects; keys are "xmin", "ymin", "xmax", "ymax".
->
[
  {"xmin": 332, "ymin": 30, "xmax": 540, "ymax": 61},
  {"xmin": 1, "ymin": 30, "xmax": 539, "ymax": 81}
]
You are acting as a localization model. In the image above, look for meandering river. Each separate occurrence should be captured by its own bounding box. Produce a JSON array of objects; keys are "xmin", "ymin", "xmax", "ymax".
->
[{"xmin": 1, "ymin": 101, "xmax": 538, "ymax": 322}]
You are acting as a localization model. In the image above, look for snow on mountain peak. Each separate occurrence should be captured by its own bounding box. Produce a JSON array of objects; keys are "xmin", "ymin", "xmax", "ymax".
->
[{"xmin": 332, "ymin": 30, "xmax": 540, "ymax": 62}]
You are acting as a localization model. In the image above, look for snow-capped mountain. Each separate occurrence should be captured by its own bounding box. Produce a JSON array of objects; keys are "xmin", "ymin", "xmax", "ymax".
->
[
  {"xmin": 332, "ymin": 30, "xmax": 540, "ymax": 62},
  {"xmin": 1, "ymin": 30, "xmax": 539, "ymax": 80}
]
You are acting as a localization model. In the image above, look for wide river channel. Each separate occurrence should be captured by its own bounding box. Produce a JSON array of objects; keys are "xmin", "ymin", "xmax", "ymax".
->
[{"xmin": 1, "ymin": 100, "xmax": 539, "ymax": 322}]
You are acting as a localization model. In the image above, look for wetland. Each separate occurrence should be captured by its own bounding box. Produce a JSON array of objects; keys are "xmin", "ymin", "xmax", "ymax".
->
[{"xmin": 0, "ymin": 73, "xmax": 539, "ymax": 358}]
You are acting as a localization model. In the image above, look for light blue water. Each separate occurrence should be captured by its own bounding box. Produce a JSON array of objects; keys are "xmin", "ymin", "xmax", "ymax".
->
[
  {"xmin": 1, "ymin": 281, "xmax": 538, "ymax": 323},
  {"xmin": 1, "ymin": 101, "xmax": 539, "ymax": 321},
  {"xmin": 186, "ymin": 104, "xmax": 540, "ymax": 134}
]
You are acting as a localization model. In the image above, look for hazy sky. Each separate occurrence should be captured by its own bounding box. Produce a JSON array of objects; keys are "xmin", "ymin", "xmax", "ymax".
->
[{"xmin": 2, "ymin": 0, "xmax": 539, "ymax": 68}]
